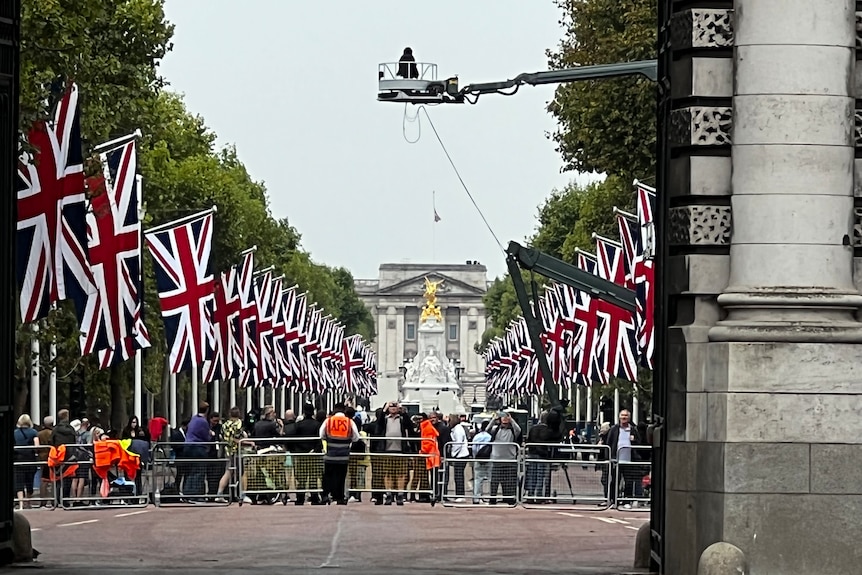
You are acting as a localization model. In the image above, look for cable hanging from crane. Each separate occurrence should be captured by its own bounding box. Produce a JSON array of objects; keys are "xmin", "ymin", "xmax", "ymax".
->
[{"xmin": 399, "ymin": 104, "xmax": 505, "ymax": 253}]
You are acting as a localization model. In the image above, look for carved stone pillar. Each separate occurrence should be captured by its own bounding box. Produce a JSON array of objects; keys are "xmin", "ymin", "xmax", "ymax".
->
[{"xmin": 665, "ymin": 1, "xmax": 862, "ymax": 574}]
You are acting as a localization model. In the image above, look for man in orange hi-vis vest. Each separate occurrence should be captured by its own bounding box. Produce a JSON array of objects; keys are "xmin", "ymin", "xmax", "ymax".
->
[{"xmin": 318, "ymin": 403, "xmax": 360, "ymax": 505}]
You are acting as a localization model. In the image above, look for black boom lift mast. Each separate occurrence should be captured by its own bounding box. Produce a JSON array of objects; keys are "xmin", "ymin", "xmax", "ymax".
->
[
  {"xmin": 504, "ymin": 242, "xmax": 636, "ymax": 411},
  {"xmin": 456, "ymin": 60, "xmax": 657, "ymax": 410}
]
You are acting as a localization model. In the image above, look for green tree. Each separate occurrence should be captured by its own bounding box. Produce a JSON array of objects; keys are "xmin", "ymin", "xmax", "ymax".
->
[{"xmin": 546, "ymin": 0, "xmax": 657, "ymax": 181}]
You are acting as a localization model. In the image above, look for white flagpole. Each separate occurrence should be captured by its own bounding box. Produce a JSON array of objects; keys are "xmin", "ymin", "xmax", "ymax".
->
[
  {"xmin": 279, "ymin": 387, "xmax": 286, "ymax": 415},
  {"xmin": 614, "ymin": 387, "xmax": 620, "ymax": 421},
  {"xmin": 245, "ymin": 385, "xmax": 252, "ymax": 412},
  {"xmin": 258, "ymin": 387, "xmax": 265, "ymax": 408},
  {"xmin": 432, "ymin": 190, "xmax": 436, "ymax": 262},
  {"xmin": 49, "ymin": 340, "xmax": 56, "ymax": 420},
  {"xmin": 632, "ymin": 392, "xmax": 639, "ymax": 424},
  {"xmin": 586, "ymin": 386, "xmax": 593, "ymax": 423},
  {"xmin": 230, "ymin": 378, "xmax": 236, "ymax": 410},
  {"xmin": 191, "ymin": 366, "xmax": 199, "ymax": 411},
  {"xmin": 169, "ymin": 372, "xmax": 177, "ymax": 428},
  {"xmin": 49, "ymin": 308, "xmax": 56, "ymax": 421},
  {"xmin": 133, "ymin": 352, "xmax": 142, "ymax": 419},
  {"xmin": 30, "ymin": 324, "xmax": 40, "ymax": 422},
  {"xmin": 575, "ymin": 386, "xmax": 582, "ymax": 423},
  {"xmin": 214, "ymin": 379, "xmax": 221, "ymax": 416}
]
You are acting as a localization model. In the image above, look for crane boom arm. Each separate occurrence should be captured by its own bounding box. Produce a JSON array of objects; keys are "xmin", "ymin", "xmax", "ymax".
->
[
  {"xmin": 504, "ymin": 241, "xmax": 637, "ymax": 411},
  {"xmin": 460, "ymin": 60, "xmax": 657, "ymax": 97}
]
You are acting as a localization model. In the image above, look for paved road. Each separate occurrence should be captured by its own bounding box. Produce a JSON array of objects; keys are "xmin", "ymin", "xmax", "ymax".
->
[{"xmin": 14, "ymin": 502, "xmax": 649, "ymax": 574}]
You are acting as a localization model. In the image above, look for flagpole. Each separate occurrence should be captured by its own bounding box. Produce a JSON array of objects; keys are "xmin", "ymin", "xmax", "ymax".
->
[
  {"xmin": 30, "ymin": 324, "xmax": 39, "ymax": 423},
  {"xmin": 432, "ymin": 190, "xmax": 436, "ymax": 262},
  {"xmin": 49, "ymin": 305, "xmax": 57, "ymax": 421},
  {"xmin": 91, "ymin": 129, "xmax": 142, "ymax": 155},
  {"xmin": 191, "ymin": 365, "xmax": 199, "ymax": 412},
  {"xmin": 133, "ymin": 171, "xmax": 143, "ymax": 421},
  {"xmin": 144, "ymin": 206, "xmax": 217, "ymax": 236},
  {"xmin": 230, "ymin": 378, "xmax": 236, "ymax": 411}
]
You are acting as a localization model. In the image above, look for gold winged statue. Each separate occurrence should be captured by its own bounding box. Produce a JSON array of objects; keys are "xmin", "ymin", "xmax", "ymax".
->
[{"xmin": 420, "ymin": 277, "xmax": 444, "ymax": 322}]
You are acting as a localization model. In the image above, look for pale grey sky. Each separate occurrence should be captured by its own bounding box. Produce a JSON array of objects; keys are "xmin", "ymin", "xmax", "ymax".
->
[{"xmin": 160, "ymin": 0, "xmax": 596, "ymax": 280}]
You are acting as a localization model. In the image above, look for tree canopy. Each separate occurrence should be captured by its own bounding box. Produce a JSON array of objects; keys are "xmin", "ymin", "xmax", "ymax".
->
[{"xmin": 18, "ymin": 0, "xmax": 375, "ymax": 425}]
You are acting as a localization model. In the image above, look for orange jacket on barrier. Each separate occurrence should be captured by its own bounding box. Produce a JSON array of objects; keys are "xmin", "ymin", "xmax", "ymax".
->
[
  {"xmin": 419, "ymin": 419, "xmax": 440, "ymax": 470},
  {"xmin": 47, "ymin": 445, "xmax": 78, "ymax": 481},
  {"xmin": 92, "ymin": 439, "xmax": 140, "ymax": 481}
]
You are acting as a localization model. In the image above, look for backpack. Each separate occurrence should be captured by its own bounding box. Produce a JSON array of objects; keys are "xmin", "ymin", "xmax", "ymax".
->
[
  {"xmin": 475, "ymin": 442, "xmax": 492, "ymax": 460},
  {"xmin": 14, "ymin": 428, "xmax": 36, "ymax": 461}
]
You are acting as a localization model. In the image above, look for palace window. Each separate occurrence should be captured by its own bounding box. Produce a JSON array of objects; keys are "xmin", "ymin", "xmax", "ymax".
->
[
  {"xmin": 406, "ymin": 322, "xmax": 416, "ymax": 341},
  {"xmin": 448, "ymin": 323, "xmax": 458, "ymax": 341}
]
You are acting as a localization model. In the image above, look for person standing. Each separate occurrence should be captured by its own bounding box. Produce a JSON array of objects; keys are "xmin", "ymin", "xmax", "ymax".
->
[
  {"xmin": 14, "ymin": 414, "xmax": 39, "ymax": 510},
  {"xmin": 184, "ymin": 402, "xmax": 212, "ymax": 502},
  {"xmin": 605, "ymin": 409, "xmax": 642, "ymax": 509},
  {"xmin": 486, "ymin": 410, "xmax": 522, "ymax": 505},
  {"xmin": 446, "ymin": 412, "xmax": 470, "ymax": 502},
  {"xmin": 319, "ymin": 403, "xmax": 360, "ymax": 505}
]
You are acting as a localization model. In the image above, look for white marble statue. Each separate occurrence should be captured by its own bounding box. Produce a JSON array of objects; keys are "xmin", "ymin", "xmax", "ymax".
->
[
  {"xmin": 446, "ymin": 358, "xmax": 457, "ymax": 383},
  {"xmin": 418, "ymin": 347, "xmax": 444, "ymax": 383},
  {"xmin": 404, "ymin": 358, "xmax": 417, "ymax": 383}
]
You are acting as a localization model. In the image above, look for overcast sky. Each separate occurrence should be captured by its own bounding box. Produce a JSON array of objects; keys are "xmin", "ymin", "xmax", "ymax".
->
[{"xmin": 159, "ymin": 0, "xmax": 597, "ymax": 280}]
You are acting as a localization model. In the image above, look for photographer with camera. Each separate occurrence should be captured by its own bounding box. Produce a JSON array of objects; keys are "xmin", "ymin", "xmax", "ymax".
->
[{"xmin": 486, "ymin": 411, "xmax": 522, "ymax": 505}]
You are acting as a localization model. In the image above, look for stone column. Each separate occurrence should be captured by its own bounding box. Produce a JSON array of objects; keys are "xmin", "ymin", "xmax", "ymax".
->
[
  {"xmin": 710, "ymin": 0, "xmax": 862, "ymax": 340},
  {"xmin": 691, "ymin": 1, "xmax": 862, "ymax": 574}
]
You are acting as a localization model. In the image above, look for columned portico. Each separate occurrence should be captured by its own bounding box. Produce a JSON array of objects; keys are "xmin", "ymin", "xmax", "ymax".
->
[{"xmin": 355, "ymin": 263, "xmax": 489, "ymax": 408}]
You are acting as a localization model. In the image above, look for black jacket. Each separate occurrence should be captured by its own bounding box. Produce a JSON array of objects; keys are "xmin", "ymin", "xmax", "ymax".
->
[
  {"xmin": 51, "ymin": 423, "xmax": 77, "ymax": 447},
  {"xmin": 293, "ymin": 418, "xmax": 322, "ymax": 453},
  {"xmin": 606, "ymin": 424, "xmax": 643, "ymax": 461}
]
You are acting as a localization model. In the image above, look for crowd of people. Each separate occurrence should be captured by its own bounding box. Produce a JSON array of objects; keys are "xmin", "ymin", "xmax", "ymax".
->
[{"xmin": 12, "ymin": 401, "xmax": 651, "ymax": 510}]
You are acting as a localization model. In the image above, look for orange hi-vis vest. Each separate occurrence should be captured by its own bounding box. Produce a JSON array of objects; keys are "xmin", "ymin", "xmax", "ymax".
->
[
  {"xmin": 93, "ymin": 439, "xmax": 141, "ymax": 481},
  {"xmin": 419, "ymin": 419, "xmax": 441, "ymax": 470},
  {"xmin": 324, "ymin": 413, "xmax": 352, "ymax": 462},
  {"xmin": 47, "ymin": 445, "xmax": 78, "ymax": 481}
]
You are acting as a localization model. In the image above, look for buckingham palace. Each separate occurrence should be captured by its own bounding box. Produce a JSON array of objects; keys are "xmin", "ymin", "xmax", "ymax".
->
[{"xmin": 355, "ymin": 261, "xmax": 489, "ymax": 408}]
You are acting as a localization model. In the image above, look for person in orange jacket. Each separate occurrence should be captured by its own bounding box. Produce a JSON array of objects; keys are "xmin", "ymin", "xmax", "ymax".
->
[{"xmin": 418, "ymin": 414, "xmax": 440, "ymax": 502}]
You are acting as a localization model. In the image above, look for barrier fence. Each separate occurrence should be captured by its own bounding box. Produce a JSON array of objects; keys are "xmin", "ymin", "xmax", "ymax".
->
[{"xmin": 12, "ymin": 439, "xmax": 650, "ymax": 511}]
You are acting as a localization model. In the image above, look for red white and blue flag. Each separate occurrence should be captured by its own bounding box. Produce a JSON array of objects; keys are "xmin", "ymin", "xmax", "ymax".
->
[
  {"xmin": 80, "ymin": 139, "xmax": 145, "ymax": 356},
  {"xmin": 17, "ymin": 82, "xmax": 95, "ymax": 324},
  {"xmin": 202, "ymin": 260, "xmax": 242, "ymax": 384},
  {"xmin": 144, "ymin": 210, "xmax": 216, "ymax": 374}
]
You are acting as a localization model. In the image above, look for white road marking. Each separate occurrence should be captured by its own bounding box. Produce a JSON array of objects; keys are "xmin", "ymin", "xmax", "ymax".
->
[
  {"xmin": 58, "ymin": 519, "xmax": 99, "ymax": 527},
  {"xmin": 114, "ymin": 510, "xmax": 149, "ymax": 518},
  {"xmin": 319, "ymin": 509, "xmax": 347, "ymax": 568},
  {"xmin": 556, "ymin": 512, "xmax": 584, "ymax": 518},
  {"xmin": 625, "ymin": 526, "xmax": 640, "ymax": 531},
  {"xmin": 594, "ymin": 517, "xmax": 631, "ymax": 525},
  {"xmin": 31, "ymin": 528, "xmax": 41, "ymax": 532}
]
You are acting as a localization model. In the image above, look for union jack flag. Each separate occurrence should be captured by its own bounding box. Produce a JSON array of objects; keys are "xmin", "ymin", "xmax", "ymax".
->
[
  {"xmin": 144, "ymin": 210, "xmax": 216, "ymax": 374},
  {"xmin": 271, "ymin": 284, "xmax": 294, "ymax": 388},
  {"xmin": 635, "ymin": 181, "xmax": 657, "ymax": 369},
  {"xmin": 98, "ymin": 313, "xmax": 151, "ymax": 368},
  {"xmin": 80, "ymin": 139, "xmax": 143, "ymax": 356},
  {"xmin": 593, "ymin": 236, "xmax": 639, "ymax": 383},
  {"xmin": 361, "ymin": 344, "xmax": 378, "ymax": 396},
  {"xmin": 301, "ymin": 307, "xmax": 324, "ymax": 393},
  {"xmin": 342, "ymin": 334, "xmax": 365, "ymax": 394},
  {"xmin": 17, "ymin": 82, "xmax": 95, "ymax": 324},
  {"xmin": 202, "ymin": 261, "xmax": 241, "ymax": 384},
  {"xmin": 235, "ymin": 248, "xmax": 257, "ymax": 381},
  {"xmin": 283, "ymin": 289, "xmax": 307, "ymax": 389},
  {"xmin": 246, "ymin": 269, "xmax": 275, "ymax": 388},
  {"xmin": 574, "ymin": 251, "xmax": 603, "ymax": 385}
]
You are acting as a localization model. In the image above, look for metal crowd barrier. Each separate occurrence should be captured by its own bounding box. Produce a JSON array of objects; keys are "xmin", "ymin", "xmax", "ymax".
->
[
  {"xmin": 521, "ymin": 443, "xmax": 612, "ymax": 510},
  {"xmin": 439, "ymin": 442, "xmax": 521, "ymax": 508},
  {"xmin": 13, "ymin": 445, "xmax": 54, "ymax": 510},
  {"xmin": 151, "ymin": 441, "xmax": 233, "ymax": 507},
  {"xmin": 237, "ymin": 436, "xmax": 436, "ymax": 506},
  {"xmin": 612, "ymin": 445, "xmax": 652, "ymax": 511}
]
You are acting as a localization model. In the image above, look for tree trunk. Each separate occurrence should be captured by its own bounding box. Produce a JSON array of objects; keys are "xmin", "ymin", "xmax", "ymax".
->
[{"xmin": 109, "ymin": 362, "xmax": 127, "ymax": 431}]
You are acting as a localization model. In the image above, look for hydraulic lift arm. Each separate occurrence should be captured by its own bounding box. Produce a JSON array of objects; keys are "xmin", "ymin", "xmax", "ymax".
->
[
  {"xmin": 458, "ymin": 60, "xmax": 657, "ymax": 100},
  {"xmin": 504, "ymin": 241, "xmax": 636, "ymax": 411}
]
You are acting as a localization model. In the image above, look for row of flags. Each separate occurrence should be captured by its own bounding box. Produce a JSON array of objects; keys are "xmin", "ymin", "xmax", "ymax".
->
[
  {"xmin": 15, "ymin": 82, "xmax": 377, "ymax": 396},
  {"xmin": 482, "ymin": 181, "xmax": 656, "ymax": 396}
]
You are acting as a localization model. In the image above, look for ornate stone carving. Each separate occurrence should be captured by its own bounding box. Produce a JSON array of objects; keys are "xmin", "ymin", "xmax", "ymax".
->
[
  {"xmin": 670, "ymin": 107, "xmax": 732, "ymax": 147},
  {"xmin": 854, "ymin": 207, "xmax": 862, "ymax": 247},
  {"xmin": 855, "ymin": 108, "xmax": 862, "ymax": 147},
  {"xmin": 668, "ymin": 206, "xmax": 732, "ymax": 245},
  {"xmin": 670, "ymin": 9, "xmax": 734, "ymax": 50},
  {"xmin": 856, "ymin": 12, "xmax": 862, "ymax": 50}
]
